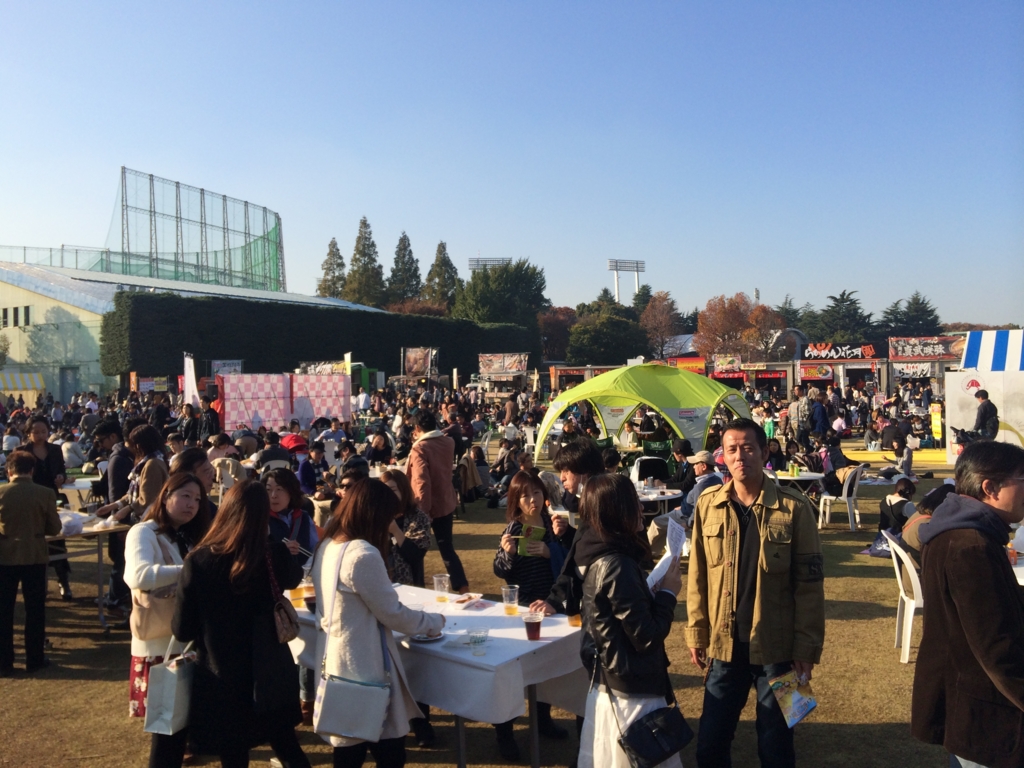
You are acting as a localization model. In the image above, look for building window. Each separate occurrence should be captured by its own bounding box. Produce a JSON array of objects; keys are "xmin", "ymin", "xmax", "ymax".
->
[
  {"xmin": 23, "ymin": 306, "xmax": 29, "ymax": 326},
  {"xmin": 12, "ymin": 307, "xmax": 18, "ymax": 327},
  {"xmin": 1, "ymin": 309, "xmax": 6, "ymax": 328}
]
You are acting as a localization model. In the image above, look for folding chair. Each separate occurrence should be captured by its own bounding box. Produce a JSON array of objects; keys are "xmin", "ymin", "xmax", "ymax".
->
[
  {"xmin": 881, "ymin": 531, "xmax": 924, "ymax": 664},
  {"xmin": 818, "ymin": 463, "xmax": 868, "ymax": 531},
  {"xmin": 642, "ymin": 440, "xmax": 672, "ymax": 459}
]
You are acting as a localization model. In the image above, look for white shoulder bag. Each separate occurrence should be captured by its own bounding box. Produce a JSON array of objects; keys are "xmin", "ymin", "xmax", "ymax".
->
[{"xmin": 313, "ymin": 541, "xmax": 393, "ymax": 742}]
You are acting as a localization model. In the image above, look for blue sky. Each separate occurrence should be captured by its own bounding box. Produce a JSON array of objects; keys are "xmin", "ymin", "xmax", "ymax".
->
[{"xmin": 1, "ymin": 2, "xmax": 1021, "ymax": 325}]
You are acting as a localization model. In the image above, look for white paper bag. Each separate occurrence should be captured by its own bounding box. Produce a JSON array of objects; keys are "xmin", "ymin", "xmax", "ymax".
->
[{"xmin": 143, "ymin": 641, "xmax": 194, "ymax": 735}]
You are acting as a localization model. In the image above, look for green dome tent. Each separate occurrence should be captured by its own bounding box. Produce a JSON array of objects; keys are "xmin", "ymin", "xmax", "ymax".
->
[{"xmin": 534, "ymin": 363, "xmax": 751, "ymax": 461}]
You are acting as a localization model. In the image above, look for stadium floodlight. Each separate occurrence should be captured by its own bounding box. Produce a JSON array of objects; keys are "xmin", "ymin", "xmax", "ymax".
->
[
  {"xmin": 468, "ymin": 258, "xmax": 512, "ymax": 272},
  {"xmin": 607, "ymin": 259, "xmax": 646, "ymax": 302}
]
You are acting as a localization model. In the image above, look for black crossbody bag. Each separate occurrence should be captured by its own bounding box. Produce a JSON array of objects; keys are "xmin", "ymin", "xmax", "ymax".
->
[{"xmin": 596, "ymin": 662, "xmax": 694, "ymax": 768}]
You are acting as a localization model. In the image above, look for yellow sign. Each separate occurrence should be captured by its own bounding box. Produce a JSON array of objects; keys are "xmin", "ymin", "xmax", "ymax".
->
[{"xmin": 930, "ymin": 404, "xmax": 943, "ymax": 442}]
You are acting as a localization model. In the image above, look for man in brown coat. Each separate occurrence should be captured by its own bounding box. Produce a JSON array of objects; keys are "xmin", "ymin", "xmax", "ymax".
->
[
  {"xmin": 407, "ymin": 410, "xmax": 468, "ymax": 592},
  {"xmin": 0, "ymin": 451, "xmax": 61, "ymax": 675},
  {"xmin": 912, "ymin": 440, "xmax": 1024, "ymax": 768}
]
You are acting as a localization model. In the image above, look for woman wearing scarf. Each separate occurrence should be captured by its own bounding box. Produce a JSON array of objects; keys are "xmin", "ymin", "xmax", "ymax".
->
[{"xmin": 97, "ymin": 425, "xmax": 169, "ymax": 527}]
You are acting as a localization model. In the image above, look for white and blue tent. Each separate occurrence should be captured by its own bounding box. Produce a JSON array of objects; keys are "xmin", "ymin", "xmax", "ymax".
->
[{"xmin": 960, "ymin": 329, "xmax": 1024, "ymax": 372}]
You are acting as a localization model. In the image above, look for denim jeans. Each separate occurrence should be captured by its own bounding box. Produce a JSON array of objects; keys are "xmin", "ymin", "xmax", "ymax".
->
[{"xmin": 696, "ymin": 642, "xmax": 795, "ymax": 768}]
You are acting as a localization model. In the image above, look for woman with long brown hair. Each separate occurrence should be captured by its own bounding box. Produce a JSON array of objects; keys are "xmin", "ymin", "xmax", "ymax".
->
[
  {"xmin": 172, "ymin": 480, "xmax": 310, "ymax": 768},
  {"xmin": 311, "ymin": 479, "xmax": 443, "ymax": 768},
  {"xmin": 575, "ymin": 473, "xmax": 683, "ymax": 768},
  {"xmin": 124, "ymin": 472, "xmax": 210, "ymax": 767},
  {"xmin": 379, "ymin": 469, "xmax": 431, "ymax": 588}
]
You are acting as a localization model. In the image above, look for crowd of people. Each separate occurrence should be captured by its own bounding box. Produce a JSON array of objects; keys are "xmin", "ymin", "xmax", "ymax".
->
[{"xmin": 0, "ymin": 379, "xmax": 1020, "ymax": 768}]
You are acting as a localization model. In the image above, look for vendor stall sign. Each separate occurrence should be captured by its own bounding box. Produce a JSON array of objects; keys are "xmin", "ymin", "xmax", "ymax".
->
[
  {"xmin": 211, "ymin": 359, "xmax": 243, "ymax": 376},
  {"xmin": 803, "ymin": 343, "xmax": 881, "ymax": 361},
  {"xmin": 889, "ymin": 336, "xmax": 964, "ymax": 361},
  {"xmin": 668, "ymin": 358, "xmax": 707, "ymax": 374},
  {"xmin": 713, "ymin": 355, "xmax": 743, "ymax": 373},
  {"xmin": 152, "ymin": 376, "xmax": 169, "ymax": 392},
  {"xmin": 930, "ymin": 403, "xmax": 943, "ymax": 442},
  {"xmin": 800, "ymin": 364, "xmax": 834, "ymax": 380},
  {"xmin": 753, "ymin": 370, "xmax": 786, "ymax": 379},
  {"xmin": 479, "ymin": 353, "xmax": 529, "ymax": 374},
  {"xmin": 893, "ymin": 362, "xmax": 933, "ymax": 379},
  {"xmin": 712, "ymin": 372, "xmax": 745, "ymax": 379},
  {"xmin": 740, "ymin": 362, "xmax": 766, "ymax": 370}
]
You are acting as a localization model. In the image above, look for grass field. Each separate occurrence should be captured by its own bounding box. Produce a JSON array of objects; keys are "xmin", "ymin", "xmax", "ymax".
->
[{"xmin": 0, "ymin": 456, "xmax": 952, "ymax": 767}]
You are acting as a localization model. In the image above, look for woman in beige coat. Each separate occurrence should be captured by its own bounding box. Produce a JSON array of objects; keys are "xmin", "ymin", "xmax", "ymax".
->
[
  {"xmin": 97, "ymin": 425, "xmax": 169, "ymax": 524},
  {"xmin": 312, "ymin": 478, "xmax": 444, "ymax": 768}
]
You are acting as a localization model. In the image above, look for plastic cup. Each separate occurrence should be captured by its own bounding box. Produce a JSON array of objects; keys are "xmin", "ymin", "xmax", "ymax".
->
[
  {"xmin": 568, "ymin": 614, "xmax": 582, "ymax": 628},
  {"xmin": 433, "ymin": 574, "xmax": 450, "ymax": 602},
  {"xmin": 523, "ymin": 612, "xmax": 543, "ymax": 640},
  {"xmin": 468, "ymin": 627, "xmax": 489, "ymax": 655},
  {"xmin": 502, "ymin": 585, "xmax": 519, "ymax": 615}
]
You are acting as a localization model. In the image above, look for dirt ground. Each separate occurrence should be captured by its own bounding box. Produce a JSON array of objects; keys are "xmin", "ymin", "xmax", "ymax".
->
[{"xmin": 0, "ymin": 460, "xmax": 951, "ymax": 767}]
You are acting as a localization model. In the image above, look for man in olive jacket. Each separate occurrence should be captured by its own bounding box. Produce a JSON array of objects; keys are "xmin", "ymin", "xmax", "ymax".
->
[
  {"xmin": 912, "ymin": 441, "xmax": 1024, "ymax": 768},
  {"xmin": 686, "ymin": 418, "xmax": 825, "ymax": 768},
  {"xmin": 0, "ymin": 451, "xmax": 61, "ymax": 675}
]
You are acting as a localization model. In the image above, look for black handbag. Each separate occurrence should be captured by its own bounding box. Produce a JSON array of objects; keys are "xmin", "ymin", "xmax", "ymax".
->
[{"xmin": 599, "ymin": 664, "xmax": 694, "ymax": 768}]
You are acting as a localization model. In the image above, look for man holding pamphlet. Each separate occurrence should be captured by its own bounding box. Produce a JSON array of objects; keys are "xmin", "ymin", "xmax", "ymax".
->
[{"xmin": 686, "ymin": 418, "xmax": 825, "ymax": 768}]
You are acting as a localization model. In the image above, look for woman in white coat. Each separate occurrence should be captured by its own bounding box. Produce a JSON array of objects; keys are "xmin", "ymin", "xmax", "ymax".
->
[
  {"xmin": 312, "ymin": 477, "xmax": 444, "ymax": 768},
  {"xmin": 123, "ymin": 472, "xmax": 210, "ymax": 768}
]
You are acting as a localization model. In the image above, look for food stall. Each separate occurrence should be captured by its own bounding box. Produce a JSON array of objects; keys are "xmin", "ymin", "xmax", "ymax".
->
[
  {"xmin": 800, "ymin": 342, "xmax": 887, "ymax": 395},
  {"xmin": 888, "ymin": 336, "xmax": 965, "ymax": 399}
]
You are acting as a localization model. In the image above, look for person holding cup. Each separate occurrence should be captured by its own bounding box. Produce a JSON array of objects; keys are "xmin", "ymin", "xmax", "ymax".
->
[
  {"xmin": 575, "ymin": 472, "xmax": 684, "ymax": 768},
  {"xmin": 490, "ymin": 470, "xmax": 572, "ymax": 759},
  {"xmin": 311, "ymin": 478, "xmax": 444, "ymax": 768}
]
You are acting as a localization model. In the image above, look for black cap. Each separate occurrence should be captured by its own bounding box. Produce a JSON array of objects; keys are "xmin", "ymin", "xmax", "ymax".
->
[{"xmin": 672, "ymin": 439, "xmax": 693, "ymax": 457}]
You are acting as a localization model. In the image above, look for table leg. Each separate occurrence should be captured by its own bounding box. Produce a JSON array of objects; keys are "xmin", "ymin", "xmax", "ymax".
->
[
  {"xmin": 97, "ymin": 536, "xmax": 109, "ymax": 631},
  {"xmin": 454, "ymin": 715, "xmax": 467, "ymax": 768},
  {"xmin": 527, "ymin": 683, "xmax": 540, "ymax": 768}
]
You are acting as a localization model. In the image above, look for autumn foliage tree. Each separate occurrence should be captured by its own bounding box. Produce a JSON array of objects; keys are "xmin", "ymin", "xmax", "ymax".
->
[
  {"xmin": 384, "ymin": 298, "xmax": 448, "ymax": 317},
  {"xmin": 640, "ymin": 291, "xmax": 683, "ymax": 358},
  {"xmin": 740, "ymin": 304, "xmax": 786, "ymax": 361},
  {"xmin": 538, "ymin": 307, "xmax": 577, "ymax": 360},
  {"xmin": 694, "ymin": 293, "xmax": 756, "ymax": 360}
]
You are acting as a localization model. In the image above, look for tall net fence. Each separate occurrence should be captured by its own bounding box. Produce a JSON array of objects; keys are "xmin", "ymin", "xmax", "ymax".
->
[{"xmin": 0, "ymin": 167, "xmax": 286, "ymax": 292}]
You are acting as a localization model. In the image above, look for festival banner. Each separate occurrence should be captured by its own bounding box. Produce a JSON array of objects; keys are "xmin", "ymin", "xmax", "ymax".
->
[
  {"xmin": 713, "ymin": 354, "xmax": 743, "ymax": 373},
  {"xmin": 479, "ymin": 353, "xmax": 529, "ymax": 374},
  {"xmin": 800, "ymin": 364, "xmax": 834, "ymax": 380},
  {"xmin": 930, "ymin": 403, "xmax": 944, "ymax": 442},
  {"xmin": 803, "ymin": 343, "xmax": 882, "ymax": 361},
  {"xmin": 404, "ymin": 347, "xmax": 436, "ymax": 377},
  {"xmin": 888, "ymin": 336, "xmax": 964, "ymax": 361},
  {"xmin": 211, "ymin": 359, "xmax": 243, "ymax": 376},
  {"xmin": 668, "ymin": 358, "xmax": 707, "ymax": 374},
  {"xmin": 892, "ymin": 362, "xmax": 933, "ymax": 379}
]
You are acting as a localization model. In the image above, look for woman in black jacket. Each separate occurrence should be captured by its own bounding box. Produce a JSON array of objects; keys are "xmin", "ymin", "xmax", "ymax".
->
[
  {"xmin": 25, "ymin": 415, "xmax": 72, "ymax": 598},
  {"xmin": 177, "ymin": 404, "xmax": 200, "ymax": 447},
  {"xmin": 172, "ymin": 480, "xmax": 310, "ymax": 768},
  {"xmin": 576, "ymin": 473, "xmax": 683, "ymax": 768}
]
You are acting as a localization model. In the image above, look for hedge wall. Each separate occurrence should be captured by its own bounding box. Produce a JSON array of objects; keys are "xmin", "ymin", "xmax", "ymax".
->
[{"xmin": 100, "ymin": 292, "xmax": 541, "ymax": 379}]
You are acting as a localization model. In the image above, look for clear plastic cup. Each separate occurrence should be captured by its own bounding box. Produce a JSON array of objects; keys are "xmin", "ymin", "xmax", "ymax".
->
[
  {"xmin": 468, "ymin": 627, "xmax": 489, "ymax": 655},
  {"xmin": 433, "ymin": 574, "xmax": 450, "ymax": 602},
  {"xmin": 502, "ymin": 585, "xmax": 519, "ymax": 615},
  {"xmin": 523, "ymin": 612, "xmax": 543, "ymax": 640}
]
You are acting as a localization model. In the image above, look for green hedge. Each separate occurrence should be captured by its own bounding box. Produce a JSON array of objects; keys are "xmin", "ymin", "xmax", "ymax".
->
[{"xmin": 100, "ymin": 292, "xmax": 541, "ymax": 379}]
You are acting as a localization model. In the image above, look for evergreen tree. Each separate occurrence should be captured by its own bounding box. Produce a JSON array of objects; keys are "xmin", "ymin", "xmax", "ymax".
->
[
  {"xmin": 901, "ymin": 292, "xmax": 942, "ymax": 336},
  {"xmin": 632, "ymin": 284, "xmax": 653, "ymax": 315},
  {"xmin": 679, "ymin": 307, "xmax": 700, "ymax": 334},
  {"xmin": 566, "ymin": 315, "xmax": 651, "ymax": 364},
  {"xmin": 386, "ymin": 231, "xmax": 422, "ymax": 304},
  {"xmin": 576, "ymin": 287, "xmax": 636, "ymax": 321},
  {"xmin": 815, "ymin": 290, "xmax": 875, "ymax": 342},
  {"xmin": 315, "ymin": 237, "xmax": 346, "ymax": 298},
  {"xmin": 341, "ymin": 217, "xmax": 387, "ymax": 307},
  {"xmin": 452, "ymin": 259, "xmax": 549, "ymax": 333},
  {"xmin": 880, "ymin": 300, "xmax": 906, "ymax": 336},
  {"xmin": 421, "ymin": 241, "xmax": 462, "ymax": 311},
  {"xmin": 774, "ymin": 295, "xmax": 802, "ymax": 328}
]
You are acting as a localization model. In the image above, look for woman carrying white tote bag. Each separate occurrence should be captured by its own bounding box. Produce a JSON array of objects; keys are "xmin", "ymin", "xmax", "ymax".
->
[{"xmin": 311, "ymin": 479, "xmax": 444, "ymax": 768}]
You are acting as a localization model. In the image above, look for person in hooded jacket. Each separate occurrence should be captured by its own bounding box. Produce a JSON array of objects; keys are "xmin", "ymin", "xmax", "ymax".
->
[
  {"xmin": 912, "ymin": 441, "xmax": 1024, "ymax": 768},
  {"xmin": 575, "ymin": 472, "xmax": 683, "ymax": 768}
]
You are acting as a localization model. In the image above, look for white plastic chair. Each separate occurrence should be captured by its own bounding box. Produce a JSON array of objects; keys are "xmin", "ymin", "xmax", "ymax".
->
[
  {"xmin": 322, "ymin": 440, "xmax": 341, "ymax": 468},
  {"xmin": 259, "ymin": 459, "xmax": 292, "ymax": 475},
  {"xmin": 523, "ymin": 426, "xmax": 536, "ymax": 450},
  {"xmin": 881, "ymin": 530, "xmax": 924, "ymax": 664},
  {"xmin": 818, "ymin": 464, "xmax": 867, "ymax": 531},
  {"xmin": 97, "ymin": 460, "xmax": 109, "ymax": 475},
  {"xmin": 480, "ymin": 431, "xmax": 494, "ymax": 460}
]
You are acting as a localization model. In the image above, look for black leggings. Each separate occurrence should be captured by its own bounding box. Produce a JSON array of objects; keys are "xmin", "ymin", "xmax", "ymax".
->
[
  {"xmin": 333, "ymin": 737, "xmax": 406, "ymax": 768},
  {"xmin": 430, "ymin": 514, "xmax": 468, "ymax": 591}
]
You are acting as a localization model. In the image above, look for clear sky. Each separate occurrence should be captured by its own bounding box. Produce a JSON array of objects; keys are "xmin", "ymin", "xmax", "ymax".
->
[{"xmin": 1, "ymin": 2, "xmax": 1021, "ymax": 325}]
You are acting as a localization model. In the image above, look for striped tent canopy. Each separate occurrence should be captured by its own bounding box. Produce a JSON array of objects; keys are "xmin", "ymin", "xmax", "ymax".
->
[
  {"xmin": 0, "ymin": 372, "xmax": 45, "ymax": 391},
  {"xmin": 960, "ymin": 330, "xmax": 1024, "ymax": 372}
]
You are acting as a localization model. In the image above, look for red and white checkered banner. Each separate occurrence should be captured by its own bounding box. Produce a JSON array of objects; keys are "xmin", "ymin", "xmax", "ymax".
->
[
  {"xmin": 219, "ymin": 374, "xmax": 291, "ymax": 431},
  {"xmin": 290, "ymin": 374, "xmax": 351, "ymax": 428}
]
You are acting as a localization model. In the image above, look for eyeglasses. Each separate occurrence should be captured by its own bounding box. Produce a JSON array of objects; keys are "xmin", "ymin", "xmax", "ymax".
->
[{"xmin": 339, "ymin": 483, "xmax": 353, "ymax": 490}]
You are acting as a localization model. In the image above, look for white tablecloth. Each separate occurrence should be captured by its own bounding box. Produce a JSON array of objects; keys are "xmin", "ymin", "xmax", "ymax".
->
[
  {"xmin": 1014, "ymin": 564, "xmax": 1024, "ymax": 586},
  {"xmin": 290, "ymin": 584, "xmax": 588, "ymax": 723}
]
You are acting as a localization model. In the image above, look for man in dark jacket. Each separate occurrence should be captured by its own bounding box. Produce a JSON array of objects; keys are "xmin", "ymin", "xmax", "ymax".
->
[
  {"xmin": 198, "ymin": 396, "xmax": 220, "ymax": 446},
  {"xmin": 912, "ymin": 440, "xmax": 1024, "ymax": 767},
  {"xmin": 973, "ymin": 389, "xmax": 999, "ymax": 438}
]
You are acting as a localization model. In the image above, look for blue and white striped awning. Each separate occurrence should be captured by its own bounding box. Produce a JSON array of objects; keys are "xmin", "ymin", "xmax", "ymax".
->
[{"xmin": 961, "ymin": 330, "xmax": 1024, "ymax": 372}]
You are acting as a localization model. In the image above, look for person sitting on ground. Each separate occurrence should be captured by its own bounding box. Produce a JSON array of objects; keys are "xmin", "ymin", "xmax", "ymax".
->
[
  {"xmin": 489, "ymin": 438, "xmax": 519, "ymax": 486},
  {"xmin": 252, "ymin": 431, "xmax": 291, "ymax": 470},
  {"xmin": 297, "ymin": 441, "xmax": 330, "ymax": 496},
  {"xmin": 470, "ymin": 446, "xmax": 493, "ymax": 491},
  {"xmin": 883, "ymin": 435, "xmax": 915, "ymax": 478},
  {"xmin": 864, "ymin": 420, "xmax": 881, "ymax": 451},
  {"xmin": 879, "ymin": 477, "xmax": 916, "ymax": 533}
]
